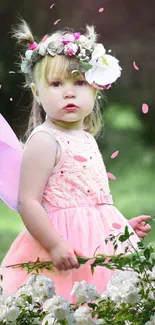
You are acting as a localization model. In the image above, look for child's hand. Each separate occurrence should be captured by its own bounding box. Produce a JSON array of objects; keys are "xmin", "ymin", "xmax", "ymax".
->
[
  {"xmin": 49, "ymin": 240, "xmax": 80, "ymax": 272},
  {"xmin": 129, "ymin": 215, "xmax": 151, "ymax": 240}
]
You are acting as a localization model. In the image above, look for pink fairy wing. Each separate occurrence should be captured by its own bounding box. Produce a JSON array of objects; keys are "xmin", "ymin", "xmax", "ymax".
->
[
  {"xmin": 0, "ymin": 114, "xmax": 22, "ymax": 150},
  {"xmin": 0, "ymin": 114, "xmax": 23, "ymax": 211}
]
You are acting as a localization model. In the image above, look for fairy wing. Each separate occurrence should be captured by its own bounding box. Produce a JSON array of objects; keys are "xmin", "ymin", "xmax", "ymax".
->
[{"xmin": 0, "ymin": 114, "xmax": 23, "ymax": 211}]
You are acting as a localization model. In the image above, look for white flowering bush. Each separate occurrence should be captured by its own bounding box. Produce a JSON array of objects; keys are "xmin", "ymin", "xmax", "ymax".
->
[{"xmin": 1, "ymin": 225, "xmax": 155, "ymax": 325}]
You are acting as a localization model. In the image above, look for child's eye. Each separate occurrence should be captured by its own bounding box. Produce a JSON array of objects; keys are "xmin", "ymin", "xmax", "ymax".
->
[
  {"xmin": 76, "ymin": 80, "xmax": 87, "ymax": 86},
  {"xmin": 50, "ymin": 81, "xmax": 62, "ymax": 87}
]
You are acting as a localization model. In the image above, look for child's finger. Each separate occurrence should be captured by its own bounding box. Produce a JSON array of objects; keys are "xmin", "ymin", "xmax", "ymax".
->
[
  {"xmin": 74, "ymin": 249, "xmax": 86, "ymax": 257},
  {"xmin": 135, "ymin": 230, "xmax": 147, "ymax": 238},
  {"xmin": 70, "ymin": 256, "xmax": 80, "ymax": 269},
  {"xmin": 136, "ymin": 215, "xmax": 151, "ymax": 223},
  {"xmin": 138, "ymin": 224, "xmax": 151, "ymax": 232}
]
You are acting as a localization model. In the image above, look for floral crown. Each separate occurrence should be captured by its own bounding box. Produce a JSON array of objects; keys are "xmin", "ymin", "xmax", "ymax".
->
[{"xmin": 21, "ymin": 26, "xmax": 122, "ymax": 90}]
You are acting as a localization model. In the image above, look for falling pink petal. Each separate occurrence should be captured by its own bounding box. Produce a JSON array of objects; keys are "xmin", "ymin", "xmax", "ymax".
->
[
  {"xmin": 112, "ymin": 222, "xmax": 122, "ymax": 229},
  {"xmin": 73, "ymin": 155, "xmax": 87, "ymax": 162},
  {"xmin": 91, "ymin": 83, "xmax": 104, "ymax": 90},
  {"xmin": 142, "ymin": 103, "xmax": 149, "ymax": 114},
  {"xmin": 105, "ymin": 257, "xmax": 111, "ymax": 263},
  {"xmin": 0, "ymin": 85, "xmax": 2, "ymax": 89},
  {"xmin": 54, "ymin": 19, "xmax": 61, "ymax": 25},
  {"xmin": 9, "ymin": 97, "xmax": 13, "ymax": 101},
  {"xmin": 99, "ymin": 7, "xmax": 104, "ymax": 12},
  {"xmin": 50, "ymin": 3, "xmax": 55, "ymax": 9},
  {"xmin": 133, "ymin": 61, "xmax": 139, "ymax": 71},
  {"xmin": 9, "ymin": 71, "xmax": 15, "ymax": 74},
  {"xmin": 85, "ymin": 258, "xmax": 96, "ymax": 266},
  {"xmin": 42, "ymin": 35, "xmax": 48, "ymax": 43},
  {"xmin": 111, "ymin": 150, "xmax": 119, "ymax": 159},
  {"xmin": 107, "ymin": 172, "xmax": 116, "ymax": 180}
]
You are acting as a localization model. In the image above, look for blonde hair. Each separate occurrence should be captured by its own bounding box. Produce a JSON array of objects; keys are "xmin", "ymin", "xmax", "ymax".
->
[{"xmin": 12, "ymin": 19, "xmax": 104, "ymax": 140}]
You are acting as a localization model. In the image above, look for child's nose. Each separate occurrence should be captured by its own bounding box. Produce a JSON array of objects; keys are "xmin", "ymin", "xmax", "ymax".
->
[{"xmin": 63, "ymin": 86, "xmax": 76, "ymax": 98}]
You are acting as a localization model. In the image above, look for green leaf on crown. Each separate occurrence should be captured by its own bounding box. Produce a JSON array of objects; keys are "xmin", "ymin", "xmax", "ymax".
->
[{"xmin": 79, "ymin": 61, "xmax": 93, "ymax": 72}]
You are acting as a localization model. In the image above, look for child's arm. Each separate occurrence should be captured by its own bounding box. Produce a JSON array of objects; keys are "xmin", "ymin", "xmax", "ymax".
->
[{"xmin": 17, "ymin": 131, "xmax": 79, "ymax": 271}]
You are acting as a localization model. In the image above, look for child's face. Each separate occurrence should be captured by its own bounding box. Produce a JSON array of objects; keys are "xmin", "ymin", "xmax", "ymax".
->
[{"xmin": 33, "ymin": 57, "xmax": 96, "ymax": 129}]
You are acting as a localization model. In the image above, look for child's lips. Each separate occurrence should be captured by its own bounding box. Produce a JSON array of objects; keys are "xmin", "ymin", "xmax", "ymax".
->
[{"xmin": 64, "ymin": 104, "xmax": 79, "ymax": 111}]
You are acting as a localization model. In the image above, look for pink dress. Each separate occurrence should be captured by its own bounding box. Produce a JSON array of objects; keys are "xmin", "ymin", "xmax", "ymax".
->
[{"xmin": 0, "ymin": 127, "xmax": 139, "ymax": 300}]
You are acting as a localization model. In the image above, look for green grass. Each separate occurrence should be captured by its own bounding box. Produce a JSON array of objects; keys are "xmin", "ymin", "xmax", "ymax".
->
[{"xmin": 0, "ymin": 202, "xmax": 24, "ymax": 262}]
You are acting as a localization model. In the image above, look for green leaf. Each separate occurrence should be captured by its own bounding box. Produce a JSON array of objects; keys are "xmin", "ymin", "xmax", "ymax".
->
[
  {"xmin": 88, "ymin": 302, "xmax": 98, "ymax": 309},
  {"xmin": 114, "ymin": 244, "xmax": 118, "ymax": 251},
  {"xmin": 144, "ymin": 248, "xmax": 150, "ymax": 260},
  {"xmin": 139, "ymin": 264, "xmax": 144, "ymax": 272},
  {"xmin": 72, "ymin": 70, "xmax": 81, "ymax": 77},
  {"xmin": 119, "ymin": 235, "xmax": 126, "ymax": 242},
  {"xmin": 79, "ymin": 61, "xmax": 93, "ymax": 72},
  {"xmin": 125, "ymin": 225, "xmax": 130, "ymax": 237},
  {"xmin": 67, "ymin": 63, "xmax": 79, "ymax": 71},
  {"xmin": 137, "ymin": 241, "xmax": 145, "ymax": 248}
]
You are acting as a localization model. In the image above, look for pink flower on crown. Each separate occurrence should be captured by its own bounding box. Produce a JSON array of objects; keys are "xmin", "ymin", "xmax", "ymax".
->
[
  {"xmin": 64, "ymin": 43, "xmax": 78, "ymax": 56},
  {"xmin": 62, "ymin": 32, "xmax": 81, "ymax": 45},
  {"xmin": 72, "ymin": 32, "xmax": 81, "ymax": 40}
]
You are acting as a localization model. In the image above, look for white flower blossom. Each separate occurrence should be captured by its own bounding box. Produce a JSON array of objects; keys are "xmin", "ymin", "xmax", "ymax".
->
[
  {"xmin": 62, "ymin": 34, "xmax": 75, "ymax": 43},
  {"xmin": 31, "ymin": 317, "xmax": 40, "ymax": 324},
  {"xmin": 145, "ymin": 314, "xmax": 155, "ymax": 325},
  {"xmin": 32, "ymin": 275, "xmax": 55, "ymax": 297},
  {"xmin": 85, "ymin": 43, "xmax": 121, "ymax": 86},
  {"xmin": 100, "ymin": 290, "xmax": 109, "ymax": 300},
  {"xmin": 1, "ymin": 295, "xmax": 15, "ymax": 307},
  {"xmin": 74, "ymin": 306, "xmax": 95, "ymax": 325},
  {"xmin": 14, "ymin": 285, "xmax": 33, "ymax": 305},
  {"xmin": 43, "ymin": 295, "xmax": 70, "ymax": 319},
  {"xmin": 42, "ymin": 314, "xmax": 61, "ymax": 325},
  {"xmin": 79, "ymin": 35, "xmax": 88, "ymax": 47},
  {"xmin": 91, "ymin": 44, "xmax": 106, "ymax": 60},
  {"xmin": 38, "ymin": 43, "xmax": 47, "ymax": 56},
  {"xmin": 5, "ymin": 306, "xmax": 20, "ymax": 322},
  {"xmin": 150, "ymin": 252, "xmax": 155, "ymax": 261},
  {"xmin": 107, "ymin": 270, "xmax": 141, "ymax": 304},
  {"xmin": 70, "ymin": 281, "xmax": 98, "ymax": 303},
  {"xmin": 96, "ymin": 320, "xmax": 106, "ymax": 325},
  {"xmin": 0, "ymin": 305, "xmax": 7, "ymax": 321},
  {"xmin": 64, "ymin": 43, "xmax": 78, "ymax": 56},
  {"xmin": 21, "ymin": 60, "xmax": 30, "ymax": 74},
  {"xmin": 25, "ymin": 50, "xmax": 33, "ymax": 60}
]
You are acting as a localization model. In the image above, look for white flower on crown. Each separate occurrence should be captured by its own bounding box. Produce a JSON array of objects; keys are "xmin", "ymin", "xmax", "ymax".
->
[
  {"xmin": 21, "ymin": 60, "xmax": 30, "ymax": 74},
  {"xmin": 85, "ymin": 43, "xmax": 122, "ymax": 86},
  {"xmin": 39, "ymin": 43, "xmax": 47, "ymax": 56},
  {"xmin": 25, "ymin": 50, "xmax": 33, "ymax": 60},
  {"xmin": 62, "ymin": 33, "xmax": 75, "ymax": 43},
  {"xmin": 79, "ymin": 35, "xmax": 88, "ymax": 47}
]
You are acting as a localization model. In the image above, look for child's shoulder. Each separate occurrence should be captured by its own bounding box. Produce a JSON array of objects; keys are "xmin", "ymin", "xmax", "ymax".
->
[{"xmin": 24, "ymin": 124, "xmax": 57, "ymax": 154}]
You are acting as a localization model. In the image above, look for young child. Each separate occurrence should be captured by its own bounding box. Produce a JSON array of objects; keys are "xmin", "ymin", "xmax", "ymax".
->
[{"xmin": 0, "ymin": 20, "xmax": 151, "ymax": 300}]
